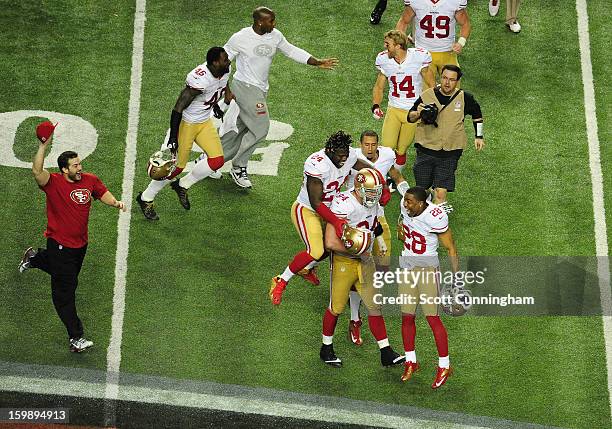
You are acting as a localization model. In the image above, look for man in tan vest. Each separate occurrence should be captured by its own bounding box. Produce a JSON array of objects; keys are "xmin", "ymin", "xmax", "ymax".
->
[{"xmin": 407, "ymin": 65, "xmax": 484, "ymax": 206}]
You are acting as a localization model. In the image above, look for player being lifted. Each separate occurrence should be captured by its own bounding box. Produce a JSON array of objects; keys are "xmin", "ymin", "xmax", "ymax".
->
[
  {"xmin": 136, "ymin": 47, "xmax": 233, "ymax": 220},
  {"xmin": 372, "ymin": 30, "xmax": 434, "ymax": 174},
  {"xmin": 397, "ymin": 186, "xmax": 458, "ymax": 389},
  {"xmin": 269, "ymin": 131, "xmax": 390, "ymax": 305},
  {"xmin": 344, "ymin": 130, "xmax": 409, "ymax": 346},
  {"xmin": 396, "ymin": 0, "xmax": 471, "ymax": 81},
  {"xmin": 320, "ymin": 168, "xmax": 404, "ymax": 368}
]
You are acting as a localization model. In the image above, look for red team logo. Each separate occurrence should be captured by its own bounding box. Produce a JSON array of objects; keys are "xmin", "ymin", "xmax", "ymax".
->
[
  {"xmin": 256, "ymin": 102, "xmax": 267, "ymax": 116},
  {"xmin": 70, "ymin": 189, "xmax": 91, "ymax": 205}
]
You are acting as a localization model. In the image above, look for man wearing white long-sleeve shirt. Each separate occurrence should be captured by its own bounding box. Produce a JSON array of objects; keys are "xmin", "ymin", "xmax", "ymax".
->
[{"xmin": 220, "ymin": 6, "xmax": 338, "ymax": 188}]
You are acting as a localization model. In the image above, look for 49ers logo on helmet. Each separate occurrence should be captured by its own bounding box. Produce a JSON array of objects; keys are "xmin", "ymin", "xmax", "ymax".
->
[{"xmin": 70, "ymin": 189, "xmax": 91, "ymax": 204}]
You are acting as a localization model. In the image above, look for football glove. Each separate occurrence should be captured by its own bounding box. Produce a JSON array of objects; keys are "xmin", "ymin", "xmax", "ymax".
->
[
  {"xmin": 375, "ymin": 235, "xmax": 387, "ymax": 256},
  {"xmin": 438, "ymin": 201, "xmax": 454, "ymax": 214},
  {"xmin": 335, "ymin": 218, "xmax": 348, "ymax": 239},
  {"xmin": 379, "ymin": 186, "xmax": 391, "ymax": 206},
  {"xmin": 212, "ymin": 103, "xmax": 225, "ymax": 120},
  {"xmin": 420, "ymin": 103, "xmax": 438, "ymax": 125},
  {"xmin": 167, "ymin": 136, "xmax": 179, "ymax": 156},
  {"xmin": 372, "ymin": 104, "xmax": 384, "ymax": 120}
]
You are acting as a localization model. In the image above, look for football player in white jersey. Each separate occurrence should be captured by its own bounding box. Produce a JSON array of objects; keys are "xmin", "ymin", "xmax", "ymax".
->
[
  {"xmin": 345, "ymin": 130, "xmax": 409, "ymax": 346},
  {"xmin": 396, "ymin": 0, "xmax": 471, "ymax": 81},
  {"xmin": 270, "ymin": 131, "xmax": 391, "ymax": 305},
  {"xmin": 372, "ymin": 30, "xmax": 434, "ymax": 173},
  {"xmin": 397, "ymin": 186, "xmax": 458, "ymax": 389},
  {"xmin": 136, "ymin": 47, "xmax": 233, "ymax": 220},
  {"xmin": 319, "ymin": 168, "xmax": 404, "ymax": 368}
]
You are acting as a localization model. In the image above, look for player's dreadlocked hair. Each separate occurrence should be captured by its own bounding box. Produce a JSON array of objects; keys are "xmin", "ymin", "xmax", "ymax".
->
[{"xmin": 325, "ymin": 130, "xmax": 352, "ymax": 152}]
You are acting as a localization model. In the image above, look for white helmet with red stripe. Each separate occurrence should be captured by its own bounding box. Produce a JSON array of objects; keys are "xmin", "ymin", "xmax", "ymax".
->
[
  {"xmin": 354, "ymin": 168, "xmax": 383, "ymax": 208},
  {"xmin": 341, "ymin": 225, "xmax": 372, "ymax": 256}
]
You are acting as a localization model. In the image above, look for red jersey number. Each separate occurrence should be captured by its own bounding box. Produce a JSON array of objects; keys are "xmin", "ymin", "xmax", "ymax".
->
[
  {"xmin": 321, "ymin": 181, "xmax": 341, "ymax": 203},
  {"xmin": 430, "ymin": 207, "xmax": 443, "ymax": 217},
  {"xmin": 402, "ymin": 225, "xmax": 427, "ymax": 254},
  {"xmin": 389, "ymin": 75, "xmax": 415, "ymax": 99},
  {"xmin": 356, "ymin": 220, "xmax": 370, "ymax": 230},
  {"xmin": 420, "ymin": 15, "xmax": 451, "ymax": 39}
]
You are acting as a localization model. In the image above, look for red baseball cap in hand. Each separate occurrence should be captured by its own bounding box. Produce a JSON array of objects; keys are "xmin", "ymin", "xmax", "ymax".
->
[{"xmin": 36, "ymin": 121, "xmax": 57, "ymax": 143}]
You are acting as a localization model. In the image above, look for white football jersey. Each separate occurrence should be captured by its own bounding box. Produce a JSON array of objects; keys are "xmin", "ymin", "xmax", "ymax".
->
[
  {"xmin": 182, "ymin": 63, "xmax": 231, "ymax": 124},
  {"xmin": 375, "ymin": 48, "xmax": 432, "ymax": 110},
  {"xmin": 399, "ymin": 201, "xmax": 449, "ymax": 267},
  {"xmin": 405, "ymin": 0, "xmax": 467, "ymax": 52},
  {"xmin": 331, "ymin": 191, "xmax": 378, "ymax": 230},
  {"xmin": 296, "ymin": 148, "xmax": 359, "ymax": 211},
  {"xmin": 330, "ymin": 190, "xmax": 379, "ymax": 254},
  {"xmin": 346, "ymin": 146, "xmax": 396, "ymax": 188}
]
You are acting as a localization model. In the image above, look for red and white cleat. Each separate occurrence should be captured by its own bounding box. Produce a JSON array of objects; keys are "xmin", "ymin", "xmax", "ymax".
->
[
  {"xmin": 269, "ymin": 276, "xmax": 287, "ymax": 305},
  {"xmin": 431, "ymin": 366, "xmax": 453, "ymax": 389},
  {"xmin": 297, "ymin": 267, "xmax": 320, "ymax": 286},
  {"xmin": 348, "ymin": 320, "xmax": 363, "ymax": 346},
  {"xmin": 400, "ymin": 361, "xmax": 420, "ymax": 382}
]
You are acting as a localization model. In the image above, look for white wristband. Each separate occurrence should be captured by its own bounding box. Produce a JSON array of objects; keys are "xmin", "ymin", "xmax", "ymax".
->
[
  {"xmin": 457, "ymin": 37, "xmax": 467, "ymax": 47},
  {"xmin": 397, "ymin": 181, "xmax": 409, "ymax": 197},
  {"xmin": 476, "ymin": 122, "xmax": 483, "ymax": 138},
  {"xmin": 219, "ymin": 99, "xmax": 231, "ymax": 113}
]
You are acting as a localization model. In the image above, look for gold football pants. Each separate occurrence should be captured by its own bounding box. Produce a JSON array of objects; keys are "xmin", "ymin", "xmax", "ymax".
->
[
  {"xmin": 177, "ymin": 119, "xmax": 223, "ymax": 168},
  {"xmin": 398, "ymin": 266, "xmax": 440, "ymax": 316},
  {"xmin": 381, "ymin": 107, "xmax": 416, "ymax": 156},
  {"xmin": 291, "ymin": 201, "xmax": 325, "ymax": 260},
  {"xmin": 329, "ymin": 254, "xmax": 381, "ymax": 315}
]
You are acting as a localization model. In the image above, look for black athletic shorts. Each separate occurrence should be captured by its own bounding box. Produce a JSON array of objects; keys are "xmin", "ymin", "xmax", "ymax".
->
[{"xmin": 412, "ymin": 150, "xmax": 460, "ymax": 191}]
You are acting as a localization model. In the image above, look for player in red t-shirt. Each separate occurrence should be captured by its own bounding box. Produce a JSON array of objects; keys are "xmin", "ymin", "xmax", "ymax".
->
[{"xmin": 18, "ymin": 122, "xmax": 126, "ymax": 353}]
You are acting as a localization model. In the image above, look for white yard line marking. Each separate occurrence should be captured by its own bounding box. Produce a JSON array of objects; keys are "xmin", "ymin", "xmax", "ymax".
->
[
  {"xmin": 104, "ymin": 0, "xmax": 147, "ymax": 425},
  {"xmin": 576, "ymin": 0, "xmax": 612, "ymax": 416},
  {"xmin": 2, "ymin": 366, "xmax": 546, "ymax": 429}
]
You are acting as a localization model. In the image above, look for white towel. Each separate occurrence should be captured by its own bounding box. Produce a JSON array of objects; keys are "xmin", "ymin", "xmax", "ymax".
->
[{"xmin": 219, "ymin": 99, "xmax": 240, "ymax": 137}]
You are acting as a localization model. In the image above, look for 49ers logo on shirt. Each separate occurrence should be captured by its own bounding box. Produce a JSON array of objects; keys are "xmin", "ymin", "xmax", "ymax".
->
[
  {"xmin": 70, "ymin": 189, "xmax": 91, "ymax": 204},
  {"xmin": 253, "ymin": 44, "xmax": 274, "ymax": 57}
]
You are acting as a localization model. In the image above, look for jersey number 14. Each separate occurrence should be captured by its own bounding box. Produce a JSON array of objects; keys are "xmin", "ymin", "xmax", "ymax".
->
[{"xmin": 390, "ymin": 75, "xmax": 415, "ymax": 98}]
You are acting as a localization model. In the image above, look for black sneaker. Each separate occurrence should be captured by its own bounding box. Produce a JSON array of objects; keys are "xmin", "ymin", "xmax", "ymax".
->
[
  {"xmin": 18, "ymin": 247, "xmax": 37, "ymax": 273},
  {"xmin": 320, "ymin": 344, "xmax": 342, "ymax": 367},
  {"xmin": 170, "ymin": 180, "xmax": 190, "ymax": 210},
  {"xmin": 370, "ymin": 0, "xmax": 387, "ymax": 25},
  {"xmin": 136, "ymin": 193, "xmax": 159, "ymax": 220},
  {"xmin": 380, "ymin": 346, "xmax": 405, "ymax": 367}
]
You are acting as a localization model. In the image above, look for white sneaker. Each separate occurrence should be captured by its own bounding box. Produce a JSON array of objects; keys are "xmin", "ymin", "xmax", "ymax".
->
[
  {"xmin": 69, "ymin": 337, "xmax": 93, "ymax": 353},
  {"xmin": 18, "ymin": 247, "xmax": 37, "ymax": 273},
  {"xmin": 508, "ymin": 21, "xmax": 521, "ymax": 33},
  {"xmin": 230, "ymin": 167, "xmax": 252, "ymax": 189},
  {"xmin": 488, "ymin": 0, "xmax": 499, "ymax": 16}
]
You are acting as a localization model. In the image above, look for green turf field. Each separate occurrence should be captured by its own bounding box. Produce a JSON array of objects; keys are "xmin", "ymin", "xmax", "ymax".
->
[{"xmin": 1, "ymin": 1, "xmax": 611, "ymax": 428}]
